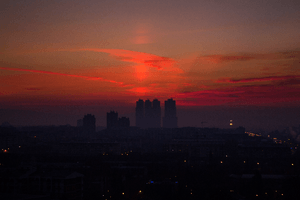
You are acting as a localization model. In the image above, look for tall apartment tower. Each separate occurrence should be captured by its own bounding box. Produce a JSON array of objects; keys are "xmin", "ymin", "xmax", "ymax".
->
[
  {"xmin": 135, "ymin": 99, "xmax": 161, "ymax": 128},
  {"xmin": 136, "ymin": 99, "xmax": 144, "ymax": 128},
  {"xmin": 152, "ymin": 99, "xmax": 161, "ymax": 128},
  {"xmin": 107, "ymin": 111, "xmax": 118, "ymax": 129},
  {"xmin": 83, "ymin": 114, "xmax": 96, "ymax": 133},
  {"xmin": 144, "ymin": 99, "xmax": 153, "ymax": 129},
  {"xmin": 163, "ymin": 98, "xmax": 178, "ymax": 128}
]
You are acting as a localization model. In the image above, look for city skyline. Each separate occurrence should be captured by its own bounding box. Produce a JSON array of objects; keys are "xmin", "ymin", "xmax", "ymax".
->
[
  {"xmin": 0, "ymin": 0, "xmax": 300, "ymax": 131},
  {"xmin": 136, "ymin": 98, "xmax": 162, "ymax": 129},
  {"xmin": 0, "ymin": 98, "xmax": 299, "ymax": 132}
]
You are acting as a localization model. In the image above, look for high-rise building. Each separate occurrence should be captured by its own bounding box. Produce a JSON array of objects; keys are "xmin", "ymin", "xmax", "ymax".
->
[
  {"xmin": 83, "ymin": 114, "xmax": 96, "ymax": 133},
  {"xmin": 152, "ymin": 99, "xmax": 161, "ymax": 128},
  {"xmin": 163, "ymin": 98, "xmax": 177, "ymax": 128},
  {"xmin": 135, "ymin": 99, "xmax": 162, "ymax": 128},
  {"xmin": 107, "ymin": 111, "xmax": 130, "ymax": 129},
  {"xmin": 118, "ymin": 117, "xmax": 130, "ymax": 128},
  {"xmin": 107, "ymin": 111, "xmax": 118, "ymax": 129},
  {"xmin": 144, "ymin": 99, "xmax": 153, "ymax": 128},
  {"xmin": 136, "ymin": 99, "xmax": 144, "ymax": 128}
]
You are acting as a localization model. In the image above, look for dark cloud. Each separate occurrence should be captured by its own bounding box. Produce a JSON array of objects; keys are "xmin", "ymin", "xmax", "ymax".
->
[
  {"xmin": 199, "ymin": 50, "xmax": 300, "ymax": 64},
  {"xmin": 176, "ymin": 83, "xmax": 300, "ymax": 106},
  {"xmin": 217, "ymin": 75, "xmax": 300, "ymax": 83}
]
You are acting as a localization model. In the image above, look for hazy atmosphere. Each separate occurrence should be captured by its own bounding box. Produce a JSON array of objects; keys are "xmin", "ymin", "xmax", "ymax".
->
[
  {"xmin": 2, "ymin": 1, "xmax": 300, "ymax": 200},
  {"xmin": 1, "ymin": 0, "xmax": 300, "ymax": 131}
]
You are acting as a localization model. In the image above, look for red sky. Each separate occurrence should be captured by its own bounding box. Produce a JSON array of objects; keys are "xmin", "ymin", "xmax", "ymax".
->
[{"xmin": 0, "ymin": 0, "xmax": 300, "ymax": 130}]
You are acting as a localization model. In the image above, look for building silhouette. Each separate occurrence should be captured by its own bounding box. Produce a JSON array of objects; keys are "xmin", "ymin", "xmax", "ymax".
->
[
  {"xmin": 135, "ymin": 99, "xmax": 161, "ymax": 128},
  {"xmin": 107, "ymin": 111, "xmax": 118, "ymax": 129},
  {"xmin": 136, "ymin": 99, "xmax": 144, "ymax": 128},
  {"xmin": 83, "ymin": 114, "xmax": 96, "ymax": 133},
  {"xmin": 107, "ymin": 111, "xmax": 130, "ymax": 129},
  {"xmin": 118, "ymin": 117, "xmax": 130, "ymax": 128},
  {"xmin": 152, "ymin": 99, "xmax": 161, "ymax": 128},
  {"xmin": 144, "ymin": 99, "xmax": 153, "ymax": 129},
  {"xmin": 163, "ymin": 98, "xmax": 177, "ymax": 128}
]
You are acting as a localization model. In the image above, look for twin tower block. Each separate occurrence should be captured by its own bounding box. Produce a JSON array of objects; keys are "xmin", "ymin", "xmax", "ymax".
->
[{"xmin": 136, "ymin": 98, "xmax": 178, "ymax": 129}]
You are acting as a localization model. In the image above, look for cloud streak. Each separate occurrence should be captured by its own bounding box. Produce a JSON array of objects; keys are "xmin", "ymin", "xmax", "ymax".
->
[
  {"xmin": 176, "ymin": 84, "xmax": 300, "ymax": 106},
  {"xmin": 68, "ymin": 48, "xmax": 182, "ymax": 72},
  {"xmin": 217, "ymin": 75, "xmax": 300, "ymax": 83},
  {"xmin": 201, "ymin": 55, "xmax": 255, "ymax": 64},
  {"xmin": 0, "ymin": 67, "xmax": 126, "ymax": 85},
  {"xmin": 197, "ymin": 50, "xmax": 300, "ymax": 64}
]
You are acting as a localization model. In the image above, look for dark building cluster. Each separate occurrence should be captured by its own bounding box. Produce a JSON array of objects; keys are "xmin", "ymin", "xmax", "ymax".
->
[
  {"xmin": 136, "ymin": 98, "xmax": 177, "ymax": 129},
  {"xmin": 107, "ymin": 111, "xmax": 130, "ymax": 129},
  {"xmin": 1, "ymin": 103, "xmax": 300, "ymax": 200}
]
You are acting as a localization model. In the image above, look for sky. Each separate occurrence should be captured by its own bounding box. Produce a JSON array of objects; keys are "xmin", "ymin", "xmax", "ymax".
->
[{"xmin": 1, "ymin": 0, "xmax": 300, "ymax": 131}]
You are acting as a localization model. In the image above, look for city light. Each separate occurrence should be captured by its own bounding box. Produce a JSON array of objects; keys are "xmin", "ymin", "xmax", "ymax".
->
[{"xmin": 0, "ymin": 103, "xmax": 297, "ymax": 199}]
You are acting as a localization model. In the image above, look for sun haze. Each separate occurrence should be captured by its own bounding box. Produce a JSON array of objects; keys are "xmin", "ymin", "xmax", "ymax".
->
[{"xmin": 1, "ymin": 0, "xmax": 300, "ymax": 130}]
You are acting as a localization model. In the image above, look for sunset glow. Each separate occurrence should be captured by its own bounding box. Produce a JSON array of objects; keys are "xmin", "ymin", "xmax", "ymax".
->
[{"xmin": 0, "ymin": 0, "xmax": 299, "ymax": 128}]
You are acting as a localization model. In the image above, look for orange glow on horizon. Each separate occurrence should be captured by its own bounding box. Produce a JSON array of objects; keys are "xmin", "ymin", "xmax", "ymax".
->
[
  {"xmin": 0, "ymin": 0, "xmax": 300, "ymax": 130},
  {"xmin": 0, "ymin": 48, "xmax": 299, "ymax": 108},
  {"xmin": 135, "ymin": 65, "xmax": 148, "ymax": 81},
  {"xmin": 127, "ymin": 87, "xmax": 150, "ymax": 96},
  {"xmin": 70, "ymin": 48, "xmax": 179, "ymax": 71}
]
